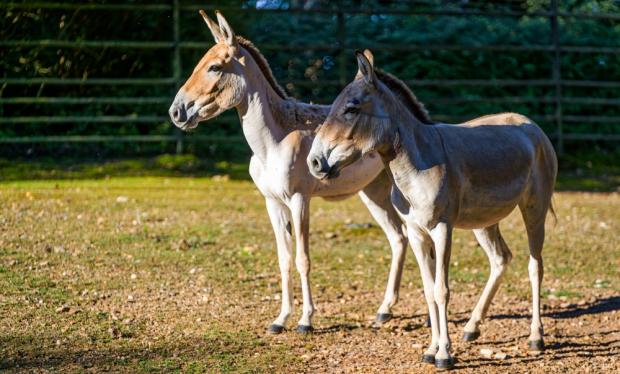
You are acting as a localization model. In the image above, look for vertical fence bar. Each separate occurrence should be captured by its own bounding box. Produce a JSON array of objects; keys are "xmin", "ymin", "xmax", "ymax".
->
[
  {"xmin": 551, "ymin": 0, "xmax": 563, "ymax": 155},
  {"xmin": 337, "ymin": 2, "xmax": 347, "ymax": 87},
  {"xmin": 172, "ymin": 0, "xmax": 183, "ymax": 154}
]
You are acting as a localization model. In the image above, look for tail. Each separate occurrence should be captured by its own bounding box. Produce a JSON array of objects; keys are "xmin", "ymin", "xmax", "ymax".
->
[{"xmin": 549, "ymin": 196, "xmax": 557, "ymax": 226}]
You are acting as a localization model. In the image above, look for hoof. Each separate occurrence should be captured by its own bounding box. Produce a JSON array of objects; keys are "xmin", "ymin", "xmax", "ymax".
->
[
  {"xmin": 435, "ymin": 357, "xmax": 455, "ymax": 370},
  {"xmin": 426, "ymin": 316, "xmax": 431, "ymax": 328},
  {"xmin": 267, "ymin": 324, "xmax": 285, "ymax": 334},
  {"xmin": 375, "ymin": 313, "xmax": 393, "ymax": 324},
  {"xmin": 528, "ymin": 339, "xmax": 545, "ymax": 351},
  {"xmin": 297, "ymin": 325, "xmax": 314, "ymax": 334},
  {"xmin": 462, "ymin": 330, "xmax": 480, "ymax": 342},
  {"xmin": 421, "ymin": 354, "xmax": 435, "ymax": 364}
]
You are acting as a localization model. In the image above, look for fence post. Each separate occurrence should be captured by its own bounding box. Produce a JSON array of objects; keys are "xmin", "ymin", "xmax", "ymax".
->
[
  {"xmin": 551, "ymin": 0, "xmax": 563, "ymax": 155},
  {"xmin": 172, "ymin": 0, "xmax": 184, "ymax": 154},
  {"xmin": 337, "ymin": 2, "xmax": 346, "ymax": 87}
]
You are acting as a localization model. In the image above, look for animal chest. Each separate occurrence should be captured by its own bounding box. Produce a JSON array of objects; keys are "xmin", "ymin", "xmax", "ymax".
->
[{"xmin": 249, "ymin": 155, "xmax": 294, "ymax": 201}]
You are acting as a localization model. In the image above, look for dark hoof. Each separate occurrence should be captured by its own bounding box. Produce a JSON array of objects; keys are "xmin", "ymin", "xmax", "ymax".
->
[
  {"xmin": 421, "ymin": 354, "xmax": 435, "ymax": 364},
  {"xmin": 528, "ymin": 339, "xmax": 545, "ymax": 351},
  {"xmin": 267, "ymin": 324, "xmax": 284, "ymax": 334},
  {"xmin": 426, "ymin": 316, "xmax": 431, "ymax": 328},
  {"xmin": 462, "ymin": 330, "xmax": 480, "ymax": 342},
  {"xmin": 297, "ymin": 325, "xmax": 314, "ymax": 334},
  {"xmin": 376, "ymin": 313, "xmax": 393, "ymax": 324},
  {"xmin": 435, "ymin": 357, "xmax": 455, "ymax": 370}
]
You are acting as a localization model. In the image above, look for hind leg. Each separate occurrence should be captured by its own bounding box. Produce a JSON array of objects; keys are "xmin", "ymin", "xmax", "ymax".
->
[
  {"xmin": 463, "ymin": 224, "xmax": 513, "ymax": 341},
  {"xmin": 520, "ymin": 199, "xmax": 549, "ymax": 351},
  {"xmin": 359, "ymin": 171, "xmax": 408, "ymax": 324}
]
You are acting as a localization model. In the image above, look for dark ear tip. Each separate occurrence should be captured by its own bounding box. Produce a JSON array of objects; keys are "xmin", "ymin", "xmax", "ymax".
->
[
  {"xmin": 198, "ymin": 9, "xmax": 206, "ymax": 17},
  {"xmin": 354, "ymin": 49, "xmax": 364, "ymax": 57},
  {"xmin": 215, "ymin": 9, "xmax": 222, "ymax": 15}
]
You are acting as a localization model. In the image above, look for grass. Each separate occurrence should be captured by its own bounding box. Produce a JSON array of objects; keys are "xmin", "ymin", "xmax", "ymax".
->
[
  {"xmin": 0, "ymin": 159, "xmax": 619, "ymax": 372},
  {"xmin": 2, "ymin": 151, "xmax": 619, "ymax": 191}
]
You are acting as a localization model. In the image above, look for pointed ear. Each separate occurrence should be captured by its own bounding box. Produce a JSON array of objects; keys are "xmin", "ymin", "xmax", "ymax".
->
[
  {"xmin": 362, "ymin": 49, "xmax": 374, "ymax": 67},
  {"xmin": 355, "ymin": 50, "xmax": 377, "ymax": 87},
  {"xmin": 215, "ymin": 10, "xmax": 236, "ymax": 47},
  {"xmin": 199, "ymin": 10, "xmax": 223, "ymax": 43}
]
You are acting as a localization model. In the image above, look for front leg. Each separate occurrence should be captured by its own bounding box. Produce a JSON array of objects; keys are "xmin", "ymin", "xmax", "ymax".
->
[
  {"xmin": 358, "ymin": 175, "xmax": 408, "ymax": 324},
  {"xmin": 289, "ymin": 193, "xmax": 315, "ymax": 332},
  {"xmin": 407, "ymin": 225, "xmax": 439, "ymax": 364},
  {"xmin": 265, "ymin": 198, "xmax": 294, "ymax": 334},
  {"xmin": 430, "ymin": 222, "xmax": 454, "ymax": 370}
]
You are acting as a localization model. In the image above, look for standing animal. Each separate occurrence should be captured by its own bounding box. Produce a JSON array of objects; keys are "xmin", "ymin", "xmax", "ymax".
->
[
  {"xmin": 307, "ymin": 50, "xmax": 557, "ymax": 369},
  {"xmin": 169, "ymin": 11, "xmax": 409, "ymax": 333}
]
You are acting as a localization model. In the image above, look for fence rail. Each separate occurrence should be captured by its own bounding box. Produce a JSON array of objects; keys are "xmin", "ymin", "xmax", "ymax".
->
[{"xmin": 1, "ymin": 1, "xmax": 619, "ymax": 155}]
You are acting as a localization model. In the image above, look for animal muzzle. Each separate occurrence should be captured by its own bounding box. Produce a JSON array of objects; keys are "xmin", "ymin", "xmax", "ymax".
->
[
  {"xmin": 169, "ymin": 91, "xmax": 199, "ymax": 130},
  {"xmin": 308, "ymin": 155, "xmax": 337, "ymax": 180}
]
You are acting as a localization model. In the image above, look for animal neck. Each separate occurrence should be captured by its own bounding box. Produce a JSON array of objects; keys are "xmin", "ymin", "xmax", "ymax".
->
[
  {"xmin": 380, "ymin": 97, "xmax": 441, "ymax": 175},
  {"xmin": 234, "ymin": 50, "xmax": 291, "ymax": 162}
]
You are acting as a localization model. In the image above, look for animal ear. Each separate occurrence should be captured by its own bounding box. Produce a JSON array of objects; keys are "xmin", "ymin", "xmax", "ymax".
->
[
  {"xmin": 199, "ymin": 10, "xmax": 223, "ymax": 43},
  {"xmin": 355, "ymin": 50, "xmax": 377, "ymax": 87},
  {"xmin": 362, "ymin": 49, "xmax": 374, "ymax": 67},
  {"xmin": 215, "ymin": 10, "xmax": 236, "ymax": 47}
]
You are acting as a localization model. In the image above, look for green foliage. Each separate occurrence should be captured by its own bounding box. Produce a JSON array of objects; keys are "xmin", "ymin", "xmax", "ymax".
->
[{"xmin": 1, "ymin": 0, "xmax": 619, "ymax": 157}]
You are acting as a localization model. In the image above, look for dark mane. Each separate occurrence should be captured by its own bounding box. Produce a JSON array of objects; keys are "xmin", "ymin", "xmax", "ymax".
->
[
  {"xmin": 374, "ymin": 69, "xmax": 433, "ymax": 124},
  {"xmin": 235, "ymin": 36, "xmax": 289, "ymax": 100}
]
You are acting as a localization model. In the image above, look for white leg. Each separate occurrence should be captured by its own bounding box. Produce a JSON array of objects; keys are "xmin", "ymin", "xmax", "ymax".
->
[
  {"xmin": 430, "ymin": 222, "xmax": 454, "ymax": 369},
  {"xmin": 407, "ymin": 225, "xmax": 439, "ymax": 363},
  {"xmin": 358, "ymin": 173, "xmax": 408, "ymax": 320},
  {"xmin": 463, "ymin": 224, "xmax": 513, "ymax": 340},
  {"xmin": 525, "ymin": 222, "xmax": 545, "ymax": 350},
  {"xmin": 519, "ymin": 196, "xmax": 548, "ymax": 351},
  {"xmin": 289, "ymin": 193, "xmax": 314, "ymax": 331},
  {"xmin": 265, "ymin": 198, "xmax": 294, "ymax": 333}
]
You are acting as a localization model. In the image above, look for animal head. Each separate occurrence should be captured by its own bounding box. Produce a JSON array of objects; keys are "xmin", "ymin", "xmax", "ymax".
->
[
  {"xmin": 307, "ymin": 50, "xmax": 396, "ymax": 179},
  {"xmin": 169, "ymin": 10, "xmax": 247, "ymax": 130}
]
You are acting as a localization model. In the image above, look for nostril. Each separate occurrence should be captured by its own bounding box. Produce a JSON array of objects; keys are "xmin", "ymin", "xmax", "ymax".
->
[
  {"xmin": 311, "ymin": 157, "xmax": 321, "ymax": 171},
  {"xmin": 173, "ymin": 109, "xmax": 180, "ymax": 121}
]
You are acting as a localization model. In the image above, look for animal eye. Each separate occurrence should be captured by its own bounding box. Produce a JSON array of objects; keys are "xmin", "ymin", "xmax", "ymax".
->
[
  {"xmin": 343, "ymin": 106, "xmax": 360, "ymax": 115},
  {"xmin": 208, "ymin": 64, "xmax": 222, "ymax": 72}
]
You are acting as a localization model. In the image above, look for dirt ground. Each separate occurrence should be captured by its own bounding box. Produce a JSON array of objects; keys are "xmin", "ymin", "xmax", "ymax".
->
[{"xmin": 0, "ymin": 177, "xmax": 618, "ymax": 372}]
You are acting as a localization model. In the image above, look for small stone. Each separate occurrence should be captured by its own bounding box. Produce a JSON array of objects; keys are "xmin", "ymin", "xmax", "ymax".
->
[
  {"xmin": 55, "ymin": 305, "xmax": 70, "ymax": 313},
  {"xmin": 130, "ymin": 273, "xmax": 137, "ymax": 280},
  {"xmin": 494, "ymin": 352, "xmax": 508, "ymax": 360},
  {"xmin": 411, "ymin": 343, "xmax": 424, "ymax": 349},
  {"xmin": 116, "ymin": 196, "xmax": 129, "ymax": 203},
  {"xmin": 127, "ymin": 295, "xmax": 134, "ymax": 302},
  {"xmin": 324, "ymin": 232, "xmax": 337, "ymax": 239},
  {"xmin": 108, "ymin": 327, "xmax": 121, "ymax": 339},
  {"xmin": 175, "ymin": 239, "xmax": 190, "ymax": 251},
  {"xmin": 480, "ymin": 348, "xmax": 494, "ymax": 358}
]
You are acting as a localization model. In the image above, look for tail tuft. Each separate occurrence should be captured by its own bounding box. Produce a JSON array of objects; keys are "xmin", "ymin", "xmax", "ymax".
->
[{"xmin": 549, "ymin": 196, "xmax": 557, "ymax": 226}]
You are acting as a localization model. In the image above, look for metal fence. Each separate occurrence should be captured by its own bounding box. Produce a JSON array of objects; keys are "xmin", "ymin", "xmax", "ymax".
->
[{"xmin": 1, "ymin": 1, "xmax": 620, "ymax": 155}]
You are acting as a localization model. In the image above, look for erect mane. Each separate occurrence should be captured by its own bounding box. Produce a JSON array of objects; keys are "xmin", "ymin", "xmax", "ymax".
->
[
  {"xmin": 235, "ymin": 36, "xmax": 290, "ymax": 100},
  {"xmin": 374, "ymin": 69, "xmax": 434, "ymax": 125}
]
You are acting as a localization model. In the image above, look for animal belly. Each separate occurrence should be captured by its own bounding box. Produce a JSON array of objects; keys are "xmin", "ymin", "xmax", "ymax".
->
[
  {"xmin": 455, "ymin": 187, "xmax": 523, "ymax": 229},
  {"xmin": 455, "ymin": 203, "xmax": 518, "ymax": 229},
  {"xmin": 314, "ymin": 152, "xmax": 384, "ymax": 198}
]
